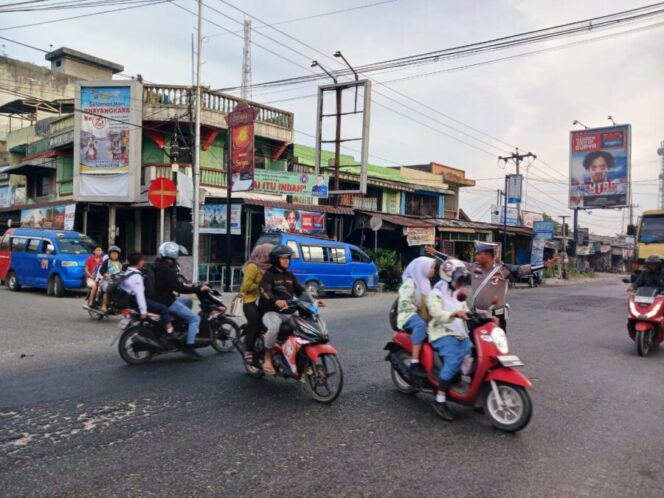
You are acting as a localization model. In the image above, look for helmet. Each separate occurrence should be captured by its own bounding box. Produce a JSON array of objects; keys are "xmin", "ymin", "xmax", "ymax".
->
[
  {"xmin": 159, "ymin": 241, "xmax": 182, "ymax": 260},
  {"xmin": 269, "ymin": 244, "xmax": 294, "ymax": 267},
  {"xmin": 108, "ymin": 245, "xmax": 121, "ymax": 255},
  {"xmin": 440, "ymin": 259, "xmax": 469, "ymax": 285},
  {"xmin": 646, "ymin": 255, "xmax": 662, "ymax": 267}
]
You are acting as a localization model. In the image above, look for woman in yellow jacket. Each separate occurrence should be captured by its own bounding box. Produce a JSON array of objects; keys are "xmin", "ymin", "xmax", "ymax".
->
[{"xmin": 239, "ymin": 243, "xmax": 273, "ymax": 361}]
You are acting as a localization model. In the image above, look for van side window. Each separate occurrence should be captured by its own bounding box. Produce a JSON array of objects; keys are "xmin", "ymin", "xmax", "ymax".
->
[
  {"xmin": 0, "ymin": 236, "xmax": 9, "ymax": 251},
  {"xmin": 11, "ymin": 238, "xmax": 27, "ymax": 252},
  {"xmin": 328, "ymin": 247, "xmax": 347, "ymax": 264},
  {"xmin": 350, "ymin": 247, "xmax": 371, "ymax": 263},
  {"xmin": 286, "ymin": 240, "xmax": 300, "ymax": 259},
  {"xmin": 27, "ymin": 239, "xmax": 41, "ymax": 253},
  {"xmin": 45, "ymin": 242, "xmax": 55, "ymax": 255},
  {"xmin": 301, "ymin": 245, "xmax": 325, "ymax": 263}
]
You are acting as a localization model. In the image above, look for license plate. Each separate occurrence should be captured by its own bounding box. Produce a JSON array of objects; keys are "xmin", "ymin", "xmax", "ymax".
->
[
  {"xmin": 497, "ymin": 355, "xmax": 523, "ymax": 367},
  {"xmin": 118, "ymin": 317, "xmax": 131, "ymax": 330}
]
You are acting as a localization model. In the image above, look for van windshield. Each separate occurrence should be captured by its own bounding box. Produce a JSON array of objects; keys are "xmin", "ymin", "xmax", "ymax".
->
[
  {"xmin": 57, "ymin": 238, "xmax": 97, "ymax": 254},
  {"xmin": 639, "ymin": 216, "xmax": 664, "ymax": 244},
  {"xmin": 256, "ymin": 234, "xmax": 281, "ymax": 246}
]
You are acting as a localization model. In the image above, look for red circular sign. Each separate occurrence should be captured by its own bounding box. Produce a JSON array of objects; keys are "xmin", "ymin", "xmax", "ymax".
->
[{"xmin": 148, "ymin": 177, "xmax": 177, "ymax": 209}]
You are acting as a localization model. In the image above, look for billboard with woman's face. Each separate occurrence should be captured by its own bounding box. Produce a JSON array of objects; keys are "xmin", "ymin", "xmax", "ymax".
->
[{"xmin": 569, "ymin": 125, "xmax": 630, "ymax": 209}]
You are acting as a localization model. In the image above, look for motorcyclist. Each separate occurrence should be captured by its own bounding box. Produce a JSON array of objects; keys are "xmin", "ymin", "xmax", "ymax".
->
[
  {"xmin": 628, "ymin": 255, "xmax": 664, "ymax": 291},
  {"xmin": 150, "ymin": 241, "xmax": 209, "ymax": 360},
  {"xmin": 99, "ymin": 245, "xmax": 123, "ymax": 313},
  {"xmin": 258, "ymin": 245, "xmax": 325, "ymax": 375}
]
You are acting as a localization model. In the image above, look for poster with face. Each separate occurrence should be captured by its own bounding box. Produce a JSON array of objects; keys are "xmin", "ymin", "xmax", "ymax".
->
[
  {"xmin": 569, "ymin": 125, "xmax": 630, "ymax": 209},
  {"xmin": 264, "ymin": 207, "xmax": 326, "ymax": 235}
]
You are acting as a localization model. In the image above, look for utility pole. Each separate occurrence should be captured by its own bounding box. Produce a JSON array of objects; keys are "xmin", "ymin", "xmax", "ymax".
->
[
  {"xmin": 658, "ymin": 140, "xmax": 664, "ymax": 209},
  {"xmin": 498, "ymin": 148, "xmax": 536, "ymax": 224},
  {"xmin": 240, "ymin": 18, "xmax": 252, "ymax": 101},
  {"xmin": 191, "ymin": 0, "xmax": 203, "ymax": 282},
  {"xmin": 559, "ymin": 215, "xmax": 569, "ymax": 279}
]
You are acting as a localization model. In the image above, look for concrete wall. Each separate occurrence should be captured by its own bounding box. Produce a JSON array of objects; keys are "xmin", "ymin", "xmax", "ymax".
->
[{"xmin": 0, "ymin": 56, "xmax": 81, "ymax": 144}]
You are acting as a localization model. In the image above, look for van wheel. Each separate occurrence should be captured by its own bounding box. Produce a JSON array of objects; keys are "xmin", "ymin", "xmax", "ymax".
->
[
  {"xmin": 7, "ymin": 271, "xmax": 21, "ymax": 291},
  {"xmin": 352, "ymin": 279, "xmax": 367, "ymax": 298},
  {"xmin": 305, "ymin": 280, "xmax": 320, "ymax": 298},
  {"xmin": 51, "ymin": 275, "xmax": 65, "ymax": 298}
]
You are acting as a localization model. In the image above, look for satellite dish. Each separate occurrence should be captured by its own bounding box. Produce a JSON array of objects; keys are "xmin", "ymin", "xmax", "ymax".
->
[{"xmin": 369, "ymin": 216, "xmax": 383, "ymax": 231}]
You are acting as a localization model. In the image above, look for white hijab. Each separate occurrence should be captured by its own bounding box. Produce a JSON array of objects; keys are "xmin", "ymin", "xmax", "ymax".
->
[{"xmin": 402, "ymin": 256, "xmax": 435, "ymax": 305}]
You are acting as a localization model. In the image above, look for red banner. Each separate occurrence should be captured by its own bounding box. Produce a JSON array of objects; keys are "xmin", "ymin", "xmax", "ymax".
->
[{"xmin": 229, "ymin": 103, "xmax": 257, "ymax": 193}]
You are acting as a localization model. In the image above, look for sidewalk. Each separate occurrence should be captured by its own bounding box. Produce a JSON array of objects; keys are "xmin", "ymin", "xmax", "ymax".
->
[{"xmin": 542, "ymin": 272, "xmax": 624, "ymax": 287}]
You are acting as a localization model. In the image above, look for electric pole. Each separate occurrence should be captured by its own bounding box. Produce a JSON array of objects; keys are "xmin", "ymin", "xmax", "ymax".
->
[
  {"xmin": 658, "ymin": 140, "xmax": 664, "ymax": 210},
  {"xmin": 498, "ymin": 148, "xmax": 536, "ymax": 224},
  {"xmin": 240, "ymin": 18, "xmax": 252, "ymax": 101},
  {"xmin": 559, "ymin": 215, "xmax": 569, "ymax": 279},
  {"xmin": 191, "ymin": 0, "xmax": 203, "ymax": 282}
]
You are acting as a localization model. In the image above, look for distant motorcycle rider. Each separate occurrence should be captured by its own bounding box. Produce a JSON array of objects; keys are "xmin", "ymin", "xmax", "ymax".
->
[
  {"xmin": 628, "ymin": 255, "xmax": 664, "ymax": 291},
  {"xmin": 151, "ymin": 241, "xmax": 209, "ymax": 360}
]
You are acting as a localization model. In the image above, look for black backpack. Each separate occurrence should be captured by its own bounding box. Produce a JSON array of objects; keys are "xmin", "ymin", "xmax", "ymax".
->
[
  {"xmin": 105, "ymin": 272, "xmax": 133, "ymax": 308},
  {"xmin": 389, "ymin": 297, "xmax": 399, "ymax": 331},
  {"xmin": 142, "ymin": 265, "xmax": 156, "ymax": 298}
]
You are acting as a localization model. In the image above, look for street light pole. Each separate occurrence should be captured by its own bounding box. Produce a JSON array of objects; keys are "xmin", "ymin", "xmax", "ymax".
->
[{"xmin": 191, "ymin": 0, "xmax": 203, "ymax": 282}]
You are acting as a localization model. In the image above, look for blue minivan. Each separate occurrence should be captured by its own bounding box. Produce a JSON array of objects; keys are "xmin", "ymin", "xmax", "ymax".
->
[
  {"xmin": 255, "ymin": 233, "xmax": 379, "ymax": 297},
  {"xmin": 0, "ymin": 228, "xmax": 98, "ymax": 297}
]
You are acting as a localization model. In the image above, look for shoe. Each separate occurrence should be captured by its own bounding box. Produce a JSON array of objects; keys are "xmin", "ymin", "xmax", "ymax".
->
[
  {"xmin": 181, "ymin": 345, "xmax": 203, "ymax": 361},
  {"xmin": 433, "ymin": 400, "xmax": 455, "ymax": 421},
  {"xmin": 409, "ymin": 361, "xmax": 426, "ymax": 378}
]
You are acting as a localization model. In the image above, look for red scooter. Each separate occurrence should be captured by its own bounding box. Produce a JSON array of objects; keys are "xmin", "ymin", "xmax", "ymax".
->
[
  {"xmin": 385, "ymin": 307, "xmax": 533, "ymax": 433},
  {"xmin": 627, "ymin": 286, "xmax": 664, "ymax": 356}
]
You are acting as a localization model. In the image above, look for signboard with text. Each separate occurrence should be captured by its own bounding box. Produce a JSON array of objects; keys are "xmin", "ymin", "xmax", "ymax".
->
[
  {"xmin": 21, "ymin": 204, "xmax": 71, "ymax": 229},
  {"xmin": 228, "ymin": 102, "xmax": 258, "ymax": 193},
  {"xmin": 404, "ymin": 226, "xmax": 435, "ymax": 246},
  {"xmin": 569, "ymin": 124, "xmax": 631, "ymax": 209},
  {"xmin": 507, "ymin": 174, "xmax": 523, "ymax": 204},
  {"xmin": 491, "ymin": 204, "xmax": 518, "ymax": 226},
  {"xmin": 253, "ymin": 170, "xmax": 329, "ymax": 198},
  {"xmin": 533, "ymin": 220, "xmax": 554, "ymax": 240},
  {"xmin": 264, "ymin": 207, "xmax": 326, "ymax": 235}
]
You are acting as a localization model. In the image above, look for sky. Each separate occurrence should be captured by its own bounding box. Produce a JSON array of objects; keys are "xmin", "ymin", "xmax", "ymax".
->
[{"xmin": 2, "ymin": 0, "xmax": 664, "ymax": 236}]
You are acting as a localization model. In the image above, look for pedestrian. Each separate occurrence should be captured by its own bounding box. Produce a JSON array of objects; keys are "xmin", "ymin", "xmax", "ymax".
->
[
  {"xmin": 239, "ymin": 243, "xmax": 274, "ymax": 363},
  {"xmin": 85, "ymin": 245, "xmax": 103, "ymax": 307}
]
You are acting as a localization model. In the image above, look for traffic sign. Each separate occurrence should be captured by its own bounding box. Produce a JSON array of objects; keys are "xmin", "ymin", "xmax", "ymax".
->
[{"xmin": 148, "ymin": 177, "xmax": 177, "ymax": 209}]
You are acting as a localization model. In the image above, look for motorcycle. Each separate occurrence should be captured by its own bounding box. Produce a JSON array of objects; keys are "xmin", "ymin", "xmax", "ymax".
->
[
  {"xmin": 384, "ymin": 307, "xmax": 533, "ymax": 433},
  {"xmin": 627, "ymin": 286, "xmax": 664, "ymax": 356},
  {"xmin": 114, "ymin": 284, "xmax": 240, "ymax": 364},
  {"xmin": 237, "ymin": 291, "xmax": 343, "ymax": 404}
]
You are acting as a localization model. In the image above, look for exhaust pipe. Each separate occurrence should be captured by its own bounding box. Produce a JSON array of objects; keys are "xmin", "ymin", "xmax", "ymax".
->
[
  {"xmin": 132, "ymin": 335, "xmax": 163, "ymax": 352},
  {"xmin": 387, "ymin": 351, "xmax": 412, "ymax": 383}
]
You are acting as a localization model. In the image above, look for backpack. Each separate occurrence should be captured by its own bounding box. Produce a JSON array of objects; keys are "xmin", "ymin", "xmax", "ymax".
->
[
  {"xmin": 389, "ymin": 297, "xmax": 399, "ymax": 331},
  {"xmin": 142, "ymin": 265, "xmax": 156, "ymax": 298},
  {"xmin": 105, "ymin": 272, "xmax": 133, "ymax": 308}
]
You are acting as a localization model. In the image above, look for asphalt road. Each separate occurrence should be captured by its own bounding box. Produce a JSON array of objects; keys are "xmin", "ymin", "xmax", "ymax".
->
[{"xmin": 1, "ymin": 278, "xmax": 664, "ymax": 497}]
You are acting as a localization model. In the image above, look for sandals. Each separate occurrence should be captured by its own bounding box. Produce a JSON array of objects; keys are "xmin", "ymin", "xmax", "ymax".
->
[
  {"xmin": 244, "ymin": 351, "xmax": 254, "ymax": 362},
  {"xmin": 262, "ymin": 364, "xmax": 276, "ymax": 376}
]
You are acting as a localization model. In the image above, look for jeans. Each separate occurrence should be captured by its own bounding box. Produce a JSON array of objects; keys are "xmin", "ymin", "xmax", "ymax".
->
[
  {"xmin": 262, "ymin": 311, "xmax": 289, "ymax": 349},
  {"xmin": 432, "ymin": 336, "xmax": 472, "ymax": 384},
  {"xmin": 169, "ymin": 297, "xmax": 200, "ymax": 345},
  {"xmin": 146, "ymin": 298, "xmax": 171, "ymax": 325},
  {"xmin": 243, "ymin": 302, "xmax": 261, "ymax": 352},
  {"xmin": 404, "ymin": 314, "xmax": 428, "ymax": 346}
]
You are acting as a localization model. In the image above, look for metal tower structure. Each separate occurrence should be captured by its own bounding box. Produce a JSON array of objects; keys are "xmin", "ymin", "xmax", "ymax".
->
[
  {"xmin": 241, "ymin": 18, "xmax": 252, "ymax": 101},
  {"xmin": 658, "ymin": 140, "xmax": 664, "ymax": 209}
]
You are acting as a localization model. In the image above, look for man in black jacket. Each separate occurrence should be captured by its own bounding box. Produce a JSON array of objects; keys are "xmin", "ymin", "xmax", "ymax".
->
[
  {"xmin": 151, "ymin": 242, "xmax": 209, "ymax": 360},
  {"xmin": 258, "ymin": 245, "xmax": 307, "ymax": 374},
  {"xmin": 629, "ymin": 255, "xmax": 664, "ymax": 291}
]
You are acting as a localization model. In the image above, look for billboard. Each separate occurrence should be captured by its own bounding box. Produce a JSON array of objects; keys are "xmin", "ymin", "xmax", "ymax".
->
[
  {"xmin": 253, "ymin": 170, "xmax": 329, "ymax": 198},
  {"xmin": 533, "ymin": 220, "xmax": 554, "ymax": 240},
  {"xmin": 21, "ymin": 204, "xmax": 72, "ymax": 229},
  {"xmin": 74, "ymin": 81, "xmax": 142, "ymax": 202},
  {"xmin": 569, "ymin": 125, "xmax": 630, "ymax": 209},
  {"xmin": 199, "ymin": 204, "xmax": 241, "ymax": 235},
  {"xmin": 507, "ymin": 174, "xmax": 523, "ymax": 204},
  {"xmin": 491, "ymin": 205, "xmax": 518, "ymax": 226},
  {"xmin": 264, "ymin": 207, "xmax": 326, "ymax": 235},
  {"xmin": 228, "ymin": 103, "xmax": 258, "ymax": 193},
  {"xmin": 404, "ymin": 226, "xmax": 435, "ymax": 246},
  {"xmin": 522, "ymin": 210, "xmax": 544, "ymax": 229}
]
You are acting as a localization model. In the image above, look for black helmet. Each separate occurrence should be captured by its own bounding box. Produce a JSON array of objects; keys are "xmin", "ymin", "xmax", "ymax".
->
[
  {"xmin": 269, "ymin": 244, "xmax": 294, "ymax": 266},
  {"xmin": 646, "ymin": 255, "xmax": 662, "ymax": 267}
]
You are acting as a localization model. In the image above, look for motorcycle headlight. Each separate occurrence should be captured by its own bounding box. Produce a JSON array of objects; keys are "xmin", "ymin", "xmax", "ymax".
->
[{"xmin": 490, "ymin": 327, "xmax": 509, "ymax": 354}]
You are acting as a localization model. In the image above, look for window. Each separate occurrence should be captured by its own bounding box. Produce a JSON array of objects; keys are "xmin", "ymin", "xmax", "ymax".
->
[
  {"xmin": 45, "ymin": 242, "xmax": 55, "ymax": 255},
  {"xmin": 286, "ymin": 240, "xmax": 300, "ymax": 259},
  {"xmin": 11, "ymin": 238, "xmax": 27, "ymax": 252},
  {"xmin": 0, "ymin": 236, "xmax": 9, "ymax": 251},
  {"xmin": 328, "ymin": 247, "xmax": 347, "ymax": 264},
  {"xmin": 57, "ymin": 238, "xmax": 96, "ymax": 254},
  {"xmin": 301, "ymin": 245, "xmax": 325, "ymax": 263},
  {"xmin": 36, "ymin": 175, "xmax": 50, "ymax": 197},
  {"xmin": 350, "ymin": 247, "xmax": 371, "ymax": 263},
  {"xmin": 639, "ymin": 216, "xmax": 664, "ymax": 244},
  {"xmin": 27, "ymin": 239, "xmax": 41, "ymax": 253}
]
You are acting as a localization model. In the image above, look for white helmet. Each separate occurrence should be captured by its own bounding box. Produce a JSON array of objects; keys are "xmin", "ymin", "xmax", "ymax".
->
[
  {"xmin": 440, "ymin": 259, "xmax": 469, "ymax": 285},
  {"xmin": 159, "ymin": 241, "xmax": 188, "ymax": 260}
]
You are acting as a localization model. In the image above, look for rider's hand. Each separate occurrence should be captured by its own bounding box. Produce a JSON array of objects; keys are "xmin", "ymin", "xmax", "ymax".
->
[
  {"xmin": 318, "ymin": 300, "xmax": 326, "ymax": 308},
  {"xmin": 627, "ymin": 287, "xmax": 635, "ymax": 292},
  {"xmin": 491, "ymin": 316, "xmax": 500, "ymax": 325},
  {"xmin": 140, "ymin": 313, "xmax": 148, "ymax": 320},
  {"xmin": 200, "ymin": 285, "xmax": 210, "ymax": 292},
  {"xmin": 275, "ymin": 299, "xmax": 288, "ymax": 310},
  {"xmin": 424, "ymin": 245, "xmax": 437, "ymax": 256},
  {"xmin": 455, "ymin": 310, "xmax": 469, "ymax": 320}
]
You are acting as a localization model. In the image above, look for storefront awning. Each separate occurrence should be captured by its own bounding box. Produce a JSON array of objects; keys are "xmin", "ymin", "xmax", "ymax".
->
[{"xmin": 356, "ymin": 210, "xmax": 434, "ymax": 228}]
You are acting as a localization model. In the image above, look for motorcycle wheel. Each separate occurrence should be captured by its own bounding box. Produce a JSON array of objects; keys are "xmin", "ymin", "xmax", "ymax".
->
[
  {"xmin": 306, "ymin": 353, "xmax": 343, "ymax": 404},
  {"xmin": 636, "ymin": 330, "xmax": 652, "ymax": 357},
  {"xmin": 244, "ymin": 336, "xmax": 264, "ymax": 378},
  {"xmin": 210, "ymin": 318, "xmax": 240, "ymax": 353},
  {"xmin": 118, "ymin": 326, "xmax": 155, "ymax": 365},
  {"xmin": 483, "ymin": 382, "xmax": 532, "ymax": 433},
  {"xmin": 390, "ymin": 349, "xmax": 416, "ymax": 395}
]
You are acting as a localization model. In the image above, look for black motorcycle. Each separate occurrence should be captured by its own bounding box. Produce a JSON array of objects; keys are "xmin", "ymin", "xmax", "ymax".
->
[{"xmin": 114, "ymin": 285, "xmax": 240, "ymax": 364}]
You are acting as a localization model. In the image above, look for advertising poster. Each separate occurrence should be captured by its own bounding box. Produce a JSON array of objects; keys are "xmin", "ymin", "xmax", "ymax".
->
[
  {"xmin": 199, "ymin": 204, "xmax": 242, "ymax": 234},
  {"xmin": 253, "ymin": 170, "xmax": 329, "ymax": 198},
  {"xmin": 522, "ymin": 210, "xmax": 544, "ymax": 229},
  {"xmin": 569, "ymin": 125, "xmax": 630, "ymax": 209},
  {"xmin": 64, "ymin": 204, "xmax": 76, "ymax": 230},
  {"xmin": 533, "ymin": 221, "xmax": 554, "ymax": 240},
  {"xmin": 21, "ymin": 205, "xmax": 68, "ymax": 229},
  {"xmin": 507, "ymin": 174, "xmax": 523, "ymax": 204},
  {"xmin": 230, "ymin": 124, "xmax": 255, "ymax": 192},
  {"xmin": 491, "ymin": 205, "xmax": 518, "ymax": 226},
  {"xmin": 531, "ymin": 239, "xmax": 545, "ymax": 265},
  {"xmin": 404, "ymin": 226, "xmax": 436, "ymax": 246},
  {"xmin": 0, "ymin": 185, "xmax": 13, "ymax": 208},
  {"xmin": 264, "ymin": 207, "xmax": 326, "ymax": 235},
  {"xmin": 79, "ymin": 86, "xmax": 131, "ymax": 174}
]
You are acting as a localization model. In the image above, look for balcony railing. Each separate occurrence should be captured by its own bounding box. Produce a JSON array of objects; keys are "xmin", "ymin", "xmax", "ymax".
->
[{"xmin": 143, "ymin": 85, "xmax": 294, "ymax": 130}]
